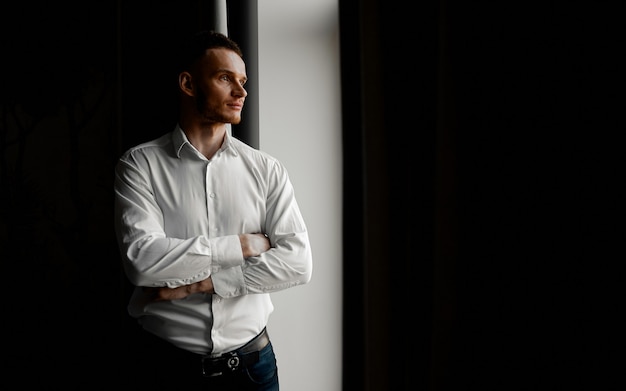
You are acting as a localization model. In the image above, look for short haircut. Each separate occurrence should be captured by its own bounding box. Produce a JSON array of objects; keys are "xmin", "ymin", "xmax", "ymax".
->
[{"xmin": 175, "ymin": 30, "xmax": 244, "ymax": 74}]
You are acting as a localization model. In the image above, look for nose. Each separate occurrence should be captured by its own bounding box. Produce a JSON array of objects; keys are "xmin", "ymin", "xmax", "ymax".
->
[{"xmin": 233, "ymin": 84, "xmax": 247, "ymax": 98}]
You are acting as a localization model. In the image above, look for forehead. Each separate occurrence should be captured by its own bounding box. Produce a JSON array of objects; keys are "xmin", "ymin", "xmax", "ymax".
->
[{"xmin": 199, "ymin": 48, "xmax": 246, "ymax": 76}]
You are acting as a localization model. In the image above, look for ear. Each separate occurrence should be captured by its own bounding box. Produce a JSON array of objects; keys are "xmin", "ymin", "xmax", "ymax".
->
[{"xmin": 179, "ymin": 71, "xmax": 194, "ymax": 96}]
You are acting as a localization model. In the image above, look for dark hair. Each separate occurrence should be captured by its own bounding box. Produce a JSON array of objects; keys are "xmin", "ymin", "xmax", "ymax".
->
[{"xmin": 175, "ymin": 30, "xmax": 243, "ymax": 74}]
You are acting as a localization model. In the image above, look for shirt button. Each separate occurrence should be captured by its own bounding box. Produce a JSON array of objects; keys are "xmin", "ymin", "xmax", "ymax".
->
[{"xmin": 209, "ymin": 192, "xmax": 216, "ymax": 198}]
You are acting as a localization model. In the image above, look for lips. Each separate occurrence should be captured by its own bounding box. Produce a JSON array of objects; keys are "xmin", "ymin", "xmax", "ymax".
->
[{"xmin": 228, "ymin": 102, "xmax": 244, "ymax": 110}]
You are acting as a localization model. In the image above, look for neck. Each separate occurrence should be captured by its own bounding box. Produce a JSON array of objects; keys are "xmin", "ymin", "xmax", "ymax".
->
[{"xmin": 181, "ymin": 122, "xmax": 228, "ymax": 160}]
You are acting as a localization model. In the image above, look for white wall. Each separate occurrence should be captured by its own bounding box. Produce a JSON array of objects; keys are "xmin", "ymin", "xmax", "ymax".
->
[{"xmin": 258, "ymin": 1, "xmax": 342, "ymax": 390}]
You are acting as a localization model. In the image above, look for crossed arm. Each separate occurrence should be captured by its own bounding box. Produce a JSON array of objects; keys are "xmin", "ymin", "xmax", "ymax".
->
[{"xmin": 143, "ymin": 233, "xmax": 271, "ymax": 301}]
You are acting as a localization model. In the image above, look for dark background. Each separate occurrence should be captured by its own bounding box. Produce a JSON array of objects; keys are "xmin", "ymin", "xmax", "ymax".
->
[
  {"xmin": 2, "ymin": 1, "xmax": 623, "ymax": 389},
  {"xmin": 341, "ymin": 1, "xmax": 624, "ymax": 390}
]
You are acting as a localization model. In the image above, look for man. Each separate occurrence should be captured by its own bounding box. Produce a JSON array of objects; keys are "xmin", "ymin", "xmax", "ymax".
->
[{"xmin": 114, "ymin": 30, "xmax": 312, "ymax": 390}]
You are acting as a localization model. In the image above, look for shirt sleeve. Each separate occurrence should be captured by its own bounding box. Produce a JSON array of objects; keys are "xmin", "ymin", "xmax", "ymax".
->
[
  {"xmin": 212, "ymin": 159, "xmax": 313, "ymax": 298},
  {"xmin": 113, "ymin": 154, "xmax": 244, "ymax": 288}
]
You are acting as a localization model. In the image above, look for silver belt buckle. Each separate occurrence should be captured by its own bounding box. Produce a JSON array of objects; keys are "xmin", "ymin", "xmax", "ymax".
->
[{"xmin": 226, "ymin": 354, "xmax": 240, "ymax": 371}]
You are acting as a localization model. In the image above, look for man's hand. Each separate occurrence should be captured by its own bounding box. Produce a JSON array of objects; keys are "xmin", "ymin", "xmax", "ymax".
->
[
  {"xmin": 144, "ymin": 277, "xmax": 214, "ymax": 301},
  {"xmin": 239, "ymin": 233, "xmax": 271, "ymax": 258}
]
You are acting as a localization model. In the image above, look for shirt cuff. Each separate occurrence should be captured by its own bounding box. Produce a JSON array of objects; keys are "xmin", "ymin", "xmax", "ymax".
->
[
  {"xmin": 208, "ymin": 234, "xmax": 245, "ymax": 273},
  {"xmin": 212, "ymin": 266, "xmax": 248, "ymax": 298}
]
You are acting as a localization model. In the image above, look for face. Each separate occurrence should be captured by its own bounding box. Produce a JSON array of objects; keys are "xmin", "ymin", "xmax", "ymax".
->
[{"xmin": 192, "ymin": 48, "xmax": 248, "ymax": 125}]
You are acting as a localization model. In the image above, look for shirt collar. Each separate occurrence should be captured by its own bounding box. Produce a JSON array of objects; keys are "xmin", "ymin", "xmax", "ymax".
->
[
  {"xmin": 171, "ymin": 124, "xmax": 237, "ymax": 159},
  {"xmin": 172, "ymin": 124, "xmax": 188, "ymax": 158}
]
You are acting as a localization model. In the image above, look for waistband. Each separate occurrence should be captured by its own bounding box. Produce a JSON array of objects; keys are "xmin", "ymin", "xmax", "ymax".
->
[{"xmin": 201, "ymin": 328, "xmax": 270, "ymax": 377}]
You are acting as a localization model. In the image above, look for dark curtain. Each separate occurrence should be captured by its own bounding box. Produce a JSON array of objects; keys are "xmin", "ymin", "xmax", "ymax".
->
[
  {"xmin": 2, "ymin": 2, "xmax": 122, "ymax": 387},
  {"xmin": 1, "ymin": 1, "xmax": 257, "ymax": 387},
  {"xmin": 339, "ymin": 1, "xmax": 624, "ymax": 390}
]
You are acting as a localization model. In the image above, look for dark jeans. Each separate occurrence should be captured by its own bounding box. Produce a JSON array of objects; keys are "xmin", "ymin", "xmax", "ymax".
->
[
  {"xmin": 123, "ymin": 326, "xmax": 279, "ymax": 390},
  {"xmin": 198, "ymin": 342, "xmax": 279, "ymax": 391}
]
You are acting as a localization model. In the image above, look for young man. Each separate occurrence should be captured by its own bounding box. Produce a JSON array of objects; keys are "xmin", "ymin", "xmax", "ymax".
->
[{"xmin": 114, "ymin": 30, "xmax": 312, "ymax": 390}]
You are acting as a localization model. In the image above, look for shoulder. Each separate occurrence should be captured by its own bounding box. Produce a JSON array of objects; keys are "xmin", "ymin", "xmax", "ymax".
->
[
  {"xmin": 228, "ymin": 137, "xmax": 294, "ymax": 184},
  {"xmin": 119, "ymin": 132, "xmax": 173, "ymax": 163},
  {"xmin": 230, "ymin": 137, "xmax": 281, "ymax": 166}
]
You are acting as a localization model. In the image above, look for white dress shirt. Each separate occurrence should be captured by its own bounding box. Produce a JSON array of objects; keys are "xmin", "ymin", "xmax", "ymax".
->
[{"xmin": 114, "ymin": 125, "xmax": 312, "ymax": 355}]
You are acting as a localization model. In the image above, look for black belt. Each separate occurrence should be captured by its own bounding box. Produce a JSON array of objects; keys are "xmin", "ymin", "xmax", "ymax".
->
[{"xmin": 201, "ymin": 328, "xmax": 270, "ymax": 377}]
